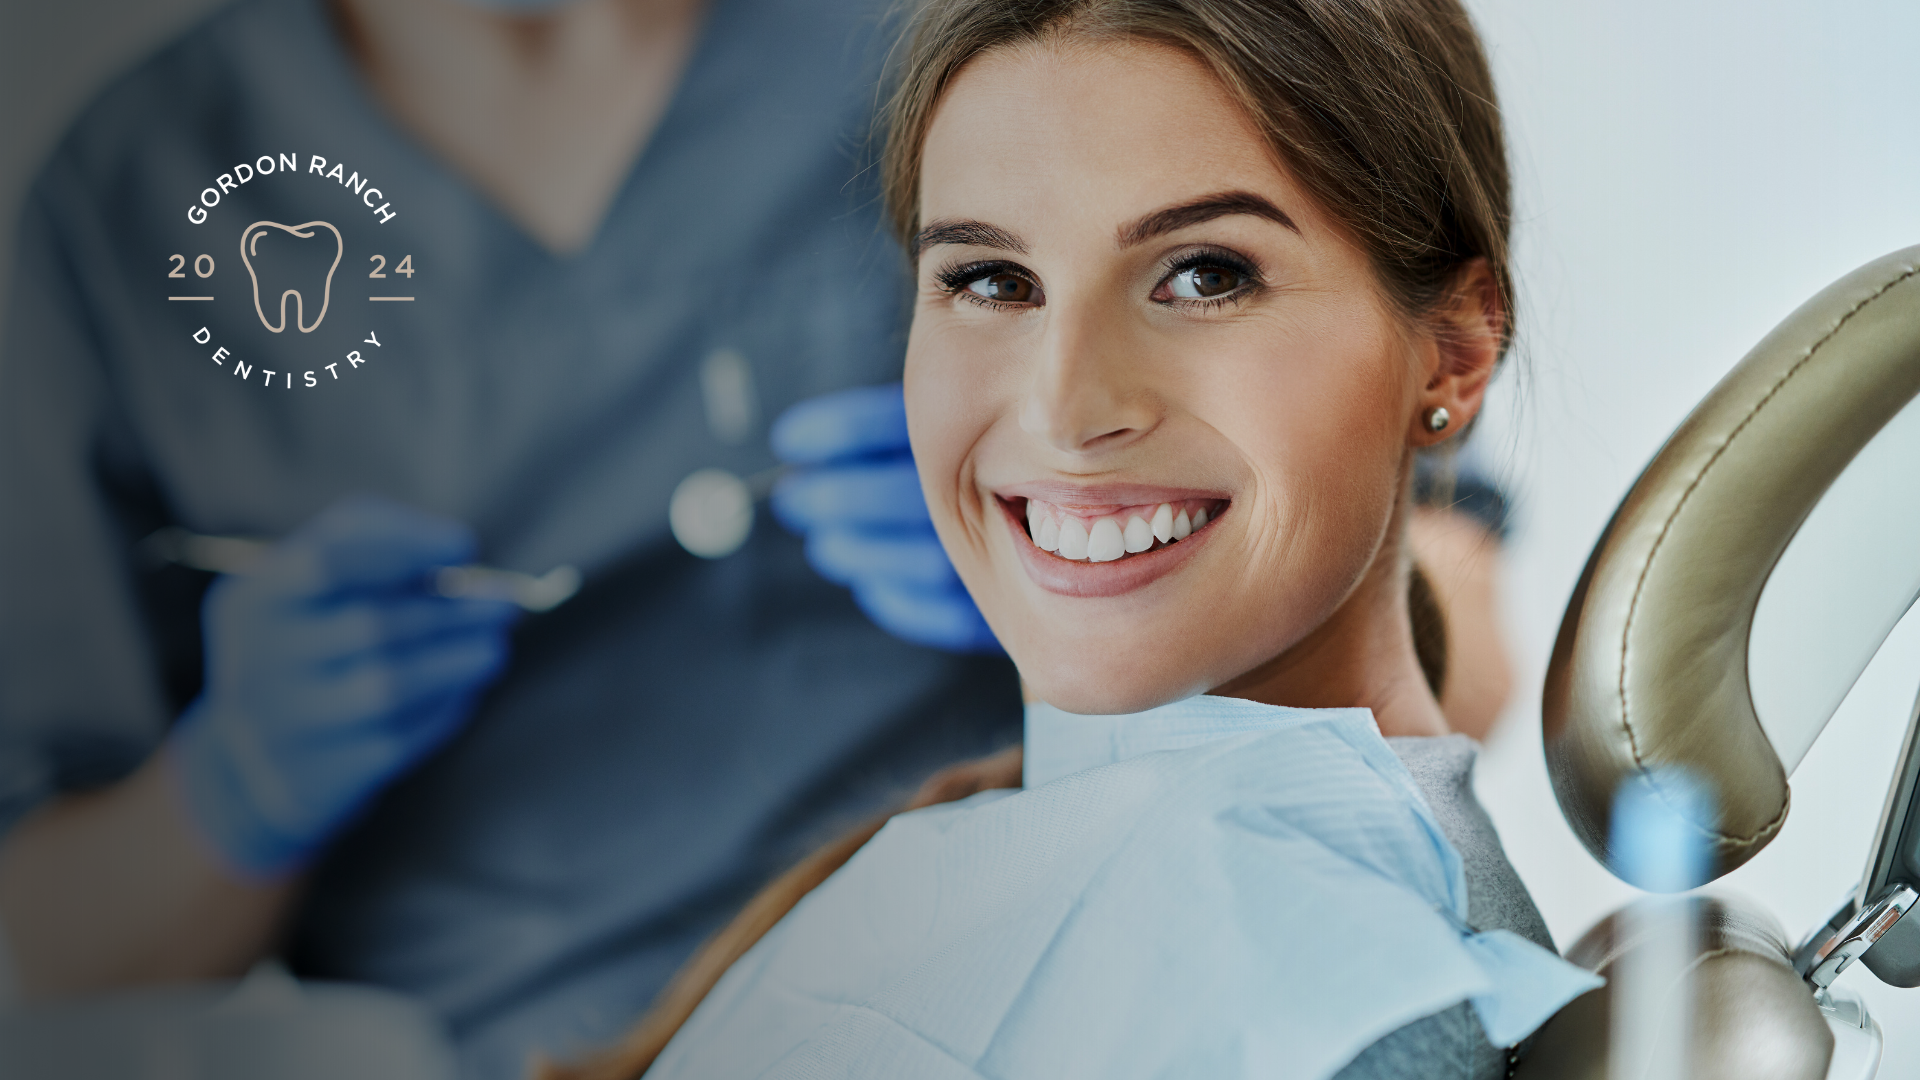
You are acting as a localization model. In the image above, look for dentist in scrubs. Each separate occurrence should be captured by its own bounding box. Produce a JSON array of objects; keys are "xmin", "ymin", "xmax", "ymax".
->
[
  {"xmin": 0, "ymin": 1, "xmax": 1513, "ymax": 1077},
  {"xmin": 0, "ymin": 1, "xmax": 1016, "ymax": 1076}
]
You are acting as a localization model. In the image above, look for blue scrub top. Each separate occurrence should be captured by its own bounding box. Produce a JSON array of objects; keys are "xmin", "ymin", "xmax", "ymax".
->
[{"xmin": 0, "ymin": 0, "xmax": 1021, "ymax": 1074}]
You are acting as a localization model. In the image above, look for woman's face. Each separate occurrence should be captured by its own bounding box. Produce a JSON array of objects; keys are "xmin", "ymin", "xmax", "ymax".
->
[{"xmin": 906, "ymin": 39, "xmax": 1456, "ymax": 714}]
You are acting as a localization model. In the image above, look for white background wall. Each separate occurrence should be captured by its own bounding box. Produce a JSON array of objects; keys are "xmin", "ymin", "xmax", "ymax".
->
[{"xmin": 5, "ymin": 0, "xmax": 1920, "ymax": 1071}]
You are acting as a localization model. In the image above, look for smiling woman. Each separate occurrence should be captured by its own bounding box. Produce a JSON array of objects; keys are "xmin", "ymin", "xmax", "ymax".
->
[
  {"xmin": 557, "ymin": 3, "xmax": 1585, "ymax": 1079},
  {"xmin": 902, "ymin": 28, "xmax": 1502, "ymax": 721}
]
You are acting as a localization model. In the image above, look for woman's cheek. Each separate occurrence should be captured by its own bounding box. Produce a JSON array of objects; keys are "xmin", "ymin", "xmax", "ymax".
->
[
  {"xmin": 1210, "ymin": 342, "xmax": 1405, "ymax": 614},
  {"xmin": 904, "ymin": 325, "xmax": 989, "ymax": 539}
]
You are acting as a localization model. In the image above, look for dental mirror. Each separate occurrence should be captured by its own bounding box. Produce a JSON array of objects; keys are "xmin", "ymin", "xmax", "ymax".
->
[{"xmin": 668, "ymin": 465, "xmax": 783, "ymax": 560}]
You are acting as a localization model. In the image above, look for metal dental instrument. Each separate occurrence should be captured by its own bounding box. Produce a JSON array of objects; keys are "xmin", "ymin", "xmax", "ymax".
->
[
  {"xmin": 1793, "ymin": 686, "xmax": 1920, "ymax": 994},
  {"xmin": 1801, "ymin": 883, "xmax": 1919, "ymax": 991},
  {"xmin": 668, "ymin": 463, "xmax": 787, "ymax": 560},
  {"xmin": 142, "ymin": 526, "xmax": 582, "ymax": 613}
]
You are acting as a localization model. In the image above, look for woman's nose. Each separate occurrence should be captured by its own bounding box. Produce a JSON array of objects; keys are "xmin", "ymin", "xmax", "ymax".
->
[{"xmin": 1018, "ymin": 303, "xmax": 1160, "ymax": 456}]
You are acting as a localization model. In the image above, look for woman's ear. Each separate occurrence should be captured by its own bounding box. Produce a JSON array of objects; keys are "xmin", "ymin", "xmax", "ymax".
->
[{"xmin": 1410, "ymin": 258, "xmax": 1504, "ymax": 448}]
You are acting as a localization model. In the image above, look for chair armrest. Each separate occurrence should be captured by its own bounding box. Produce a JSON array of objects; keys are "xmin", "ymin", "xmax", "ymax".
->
[{"xmin": 1515, "ymin": 895, "xmax": 1833, "ymax": 1080}]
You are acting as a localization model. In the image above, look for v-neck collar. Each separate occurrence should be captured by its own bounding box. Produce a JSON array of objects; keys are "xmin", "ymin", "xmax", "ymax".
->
[{"xmin": 292, "ymin": 0, "xmax": 737, "ymax": 262}]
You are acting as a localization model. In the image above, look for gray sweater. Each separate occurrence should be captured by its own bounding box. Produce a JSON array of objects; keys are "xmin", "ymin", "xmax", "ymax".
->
[{"xmin": 1335, "ymin": 735, "xmax": 1558, "ymax": 1080}]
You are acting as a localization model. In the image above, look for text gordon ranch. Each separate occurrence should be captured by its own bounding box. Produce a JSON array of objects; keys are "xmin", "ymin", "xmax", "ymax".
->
[{"xmin": 187, "ymin": 153, "xmax": 397, "ymax": 225}]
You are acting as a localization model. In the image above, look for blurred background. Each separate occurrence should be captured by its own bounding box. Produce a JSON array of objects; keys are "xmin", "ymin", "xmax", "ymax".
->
[
  {"xmin": 4, "ymin": 0, "xmax": 1919, "ymax": 1074},
  {"xmin": 0, "ymin": 1, "xmax": 220, "ymax": 304}
]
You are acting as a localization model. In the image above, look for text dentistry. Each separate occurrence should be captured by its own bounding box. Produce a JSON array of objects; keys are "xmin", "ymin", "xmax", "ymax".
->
[{"xmin": 193, "ymin": 325, "xmax": 386, "ymax": 388}]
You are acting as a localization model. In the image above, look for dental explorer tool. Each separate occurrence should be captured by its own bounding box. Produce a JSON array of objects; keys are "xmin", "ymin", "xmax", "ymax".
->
[{"xmin": 142, "ymin": 526, "xmax": 583, "ymax": 613}]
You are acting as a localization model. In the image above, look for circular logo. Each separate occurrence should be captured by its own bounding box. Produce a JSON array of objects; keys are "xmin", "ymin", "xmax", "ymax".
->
[{"xmin": 166, "ymin": 152, "xmax": 416, "ymax": 389}]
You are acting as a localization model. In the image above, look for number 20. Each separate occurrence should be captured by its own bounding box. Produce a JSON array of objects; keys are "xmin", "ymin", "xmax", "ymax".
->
[{"xmin": 168, "ymin": 254, "xmax": 215, "ymax": 278}]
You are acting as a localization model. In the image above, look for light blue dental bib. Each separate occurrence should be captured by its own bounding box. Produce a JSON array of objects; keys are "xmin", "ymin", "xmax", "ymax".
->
[{"xmin": 649, "ymin": 696, "xmax": 1599, "ymax": 1079}]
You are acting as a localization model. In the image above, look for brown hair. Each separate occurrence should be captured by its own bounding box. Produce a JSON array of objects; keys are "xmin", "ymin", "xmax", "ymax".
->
[
  {"xmin": 882, "ymin": 0, "xmax": 1513, "ymax": 354},
  {"xmin": 538, "ymin": 4, "xmax": 1503, "ymax": 1076}
]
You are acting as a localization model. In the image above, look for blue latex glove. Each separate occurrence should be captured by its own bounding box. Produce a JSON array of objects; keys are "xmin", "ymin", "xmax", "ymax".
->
[
  {"xmin": 168, "ymin": 496, "xmax": 520, "ymax": 877},
  {"xmin": 771, "ymin": 383, "xmax": 1000, "ymax": 654}
]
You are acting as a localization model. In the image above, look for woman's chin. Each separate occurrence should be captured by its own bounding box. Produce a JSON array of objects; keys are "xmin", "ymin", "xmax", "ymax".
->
[{"xmin": 1013, "ymin": 650, "xmax": 1215, "ymax": 717}]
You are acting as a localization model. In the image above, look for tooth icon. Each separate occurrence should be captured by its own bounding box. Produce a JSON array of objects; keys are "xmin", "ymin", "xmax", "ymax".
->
[{"xmin": 240, "ymin": 220, "xmax": 343, "ymax": 334}]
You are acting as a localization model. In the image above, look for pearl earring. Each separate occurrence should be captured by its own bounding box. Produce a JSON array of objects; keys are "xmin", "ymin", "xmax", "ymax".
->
[{"xmin": 1425, "ymin": 407, "xmax": 1451, "ymax": 433}]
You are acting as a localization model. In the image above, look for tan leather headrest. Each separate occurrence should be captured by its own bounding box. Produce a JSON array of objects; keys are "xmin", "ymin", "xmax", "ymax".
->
[
  {"xmin": 1544, "ymin": 246, "xmax": 1920, "ymax": 885},
  {"xmin": 1516, "ymin": 896, "xmax": 1834, "ymax": 1080}
]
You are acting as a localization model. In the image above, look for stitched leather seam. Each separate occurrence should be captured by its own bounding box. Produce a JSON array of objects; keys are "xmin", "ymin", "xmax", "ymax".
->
[{"xmin": 1616, "ymin": 262, "xmax": 1920, "ymax": 848}]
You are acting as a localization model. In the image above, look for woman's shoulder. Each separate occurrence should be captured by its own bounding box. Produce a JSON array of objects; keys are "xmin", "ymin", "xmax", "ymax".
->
[{"xmin": 1385, "ymin": 734, "xmax": 1555, "ymax": 953}]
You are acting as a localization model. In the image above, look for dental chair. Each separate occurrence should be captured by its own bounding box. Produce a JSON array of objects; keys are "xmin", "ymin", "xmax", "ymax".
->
[{"xmin": 1515, "ymin": 245, "xmax": 1920, "ymax": 1079}]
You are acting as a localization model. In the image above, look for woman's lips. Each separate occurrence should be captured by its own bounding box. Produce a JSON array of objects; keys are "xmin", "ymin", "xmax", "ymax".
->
[{"xmin": 997, "ymin": 492, "xmax": 1227, "ymax": 598}]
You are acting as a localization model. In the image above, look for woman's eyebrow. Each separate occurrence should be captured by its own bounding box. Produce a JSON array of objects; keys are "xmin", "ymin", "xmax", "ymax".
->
[
  {"xmin": 911, "ymin": 219, "xmax": 1028, "ymax": 256},
  {"xmin": 1117, "ymin": 191, "xmax": 1300, "ymax": 246}
]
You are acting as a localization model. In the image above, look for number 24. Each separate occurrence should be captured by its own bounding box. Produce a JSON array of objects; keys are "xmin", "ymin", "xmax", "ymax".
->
[{"xmin": 369, "ymin": 255, "xmax": 415, "ymax": 279}]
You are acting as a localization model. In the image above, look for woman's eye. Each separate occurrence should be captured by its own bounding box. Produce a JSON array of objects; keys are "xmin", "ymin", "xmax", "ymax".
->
[
  {"xmin": 966, "ymin": 273, "xmax": 1035, "ymax": 304},
  {"xmin": 1167, "ymin": 264, "xmax": 1248, "ymax": 299}
]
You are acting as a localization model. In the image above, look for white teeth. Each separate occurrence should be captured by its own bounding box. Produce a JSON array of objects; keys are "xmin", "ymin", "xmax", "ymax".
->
[
  {"xmin": 1028, "ymin": 498, "xmax": 1219, "ymax": 562},
  {"xmin": 1056, "ymin": 517, "xmax": 1090, "ymax": 560},
  {"xmin": 1151, "ymin": 503, "xmax": 1174, "ymax": 543},
  {"xmin": 1037, "ymin": 515, "xmax": 1060, "ymax": 552}
]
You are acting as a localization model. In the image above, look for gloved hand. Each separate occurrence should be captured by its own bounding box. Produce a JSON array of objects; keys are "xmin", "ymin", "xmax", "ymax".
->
[
  {"xmin": 168, "ymin": 495, "xmax": 520, "ymax": 878},
  {"xmin": 771, "ymin": 383, "xmax": 1000, "ymax": 654}
]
